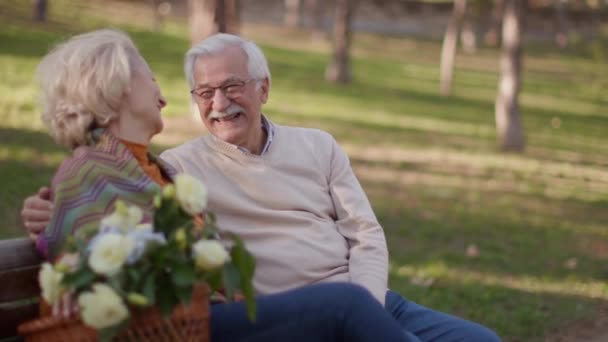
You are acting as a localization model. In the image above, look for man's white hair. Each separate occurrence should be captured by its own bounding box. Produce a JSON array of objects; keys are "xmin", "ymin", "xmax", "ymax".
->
[{"xmin": 184, "ymin": 33, "xmax": 271, "ymax": 89}]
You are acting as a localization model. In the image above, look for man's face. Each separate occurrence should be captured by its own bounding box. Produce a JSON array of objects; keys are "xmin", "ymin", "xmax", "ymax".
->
[{"xmin": 191, "ymin": 46, "xmax": 269, "ymax": 149}]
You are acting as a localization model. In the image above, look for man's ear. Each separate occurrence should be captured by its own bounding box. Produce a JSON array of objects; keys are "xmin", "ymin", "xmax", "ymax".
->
[{"xmin": 259, "ymin": 78, "xmax": 270, "ymax": 104}]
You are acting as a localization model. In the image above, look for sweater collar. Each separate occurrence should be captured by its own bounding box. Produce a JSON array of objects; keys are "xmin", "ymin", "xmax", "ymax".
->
[{"xmin": 120, "ymin": 139, "xmax": 150, "ymax": 166}]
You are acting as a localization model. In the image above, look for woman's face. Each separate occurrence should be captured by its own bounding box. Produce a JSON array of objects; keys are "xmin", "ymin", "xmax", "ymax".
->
[{"xmin": 123, "ymin": 56, "xmax": 167, "ymax": 137}]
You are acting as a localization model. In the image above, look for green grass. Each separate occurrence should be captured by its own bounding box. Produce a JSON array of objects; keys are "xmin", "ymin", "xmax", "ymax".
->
[{"xmin": 1, "ymin": 1, "xmax": 608, "ymax": 340}]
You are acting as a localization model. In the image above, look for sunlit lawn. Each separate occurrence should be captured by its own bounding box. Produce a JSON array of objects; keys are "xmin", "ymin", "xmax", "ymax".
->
[{"xmin": 1, "ymin": 0, "xmax": 607, "ymax": 340}]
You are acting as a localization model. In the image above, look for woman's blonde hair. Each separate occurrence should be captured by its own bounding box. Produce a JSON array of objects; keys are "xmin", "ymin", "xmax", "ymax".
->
[{"xmin": 37, "ymin": 29, "xmax": 141, "ymax": 148}]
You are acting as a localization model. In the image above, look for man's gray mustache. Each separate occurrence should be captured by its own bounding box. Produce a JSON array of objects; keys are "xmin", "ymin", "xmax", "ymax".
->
[{"xmin": 209, "ymin": 104, "xmax": 245, "ymax": 120}]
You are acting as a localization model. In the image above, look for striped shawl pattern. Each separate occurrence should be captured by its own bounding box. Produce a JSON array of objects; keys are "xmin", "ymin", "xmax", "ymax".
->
[{"xmin": 37, "ymin": 129, "xmax": 176, "ymax": 260}]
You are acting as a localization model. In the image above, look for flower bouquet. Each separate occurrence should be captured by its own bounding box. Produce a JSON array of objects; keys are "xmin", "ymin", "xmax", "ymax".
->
[{"xmin": 18, "ymin": 174, "xmax": 256, "ymax": 341}]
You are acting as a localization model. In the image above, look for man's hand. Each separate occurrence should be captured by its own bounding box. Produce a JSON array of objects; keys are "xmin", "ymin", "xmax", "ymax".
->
[{"xmin": 21, "ymin": 186, "xmax": 53, "ymax": 241}]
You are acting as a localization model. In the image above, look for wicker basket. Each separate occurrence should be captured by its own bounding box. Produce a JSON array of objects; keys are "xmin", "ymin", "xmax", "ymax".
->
[{"xmin": 18, "ymin": 284, "xmax": 210, "ymax": 342}]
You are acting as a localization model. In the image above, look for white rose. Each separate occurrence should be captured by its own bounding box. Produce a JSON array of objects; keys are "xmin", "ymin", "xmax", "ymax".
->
[
  {"xmin": 192, "ymin": 240, "xmax": 230, "ymax": 271},
  {"xmin": 88, "ymin": 233, "xmax": 134, "ymax": 276},
  {"xmin": 39, "ymin": 263, "xmax": 64, "ymax": 305},
  {"xmin": 100, "ymin": 201, "xmax": 143, "ymax": 232},
  {"xmin": 174, "ymin": 174, "xmax": 207, "ymax": 215},
  {"xmin": 78, "ymin": 283, "xmax": 129, "ymax": 329}
]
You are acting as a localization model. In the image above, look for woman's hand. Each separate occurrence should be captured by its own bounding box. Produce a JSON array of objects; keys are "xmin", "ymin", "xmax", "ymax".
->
[{"xmin": 21, "ymin": 186, "xmax": 53, "ymax": 241}]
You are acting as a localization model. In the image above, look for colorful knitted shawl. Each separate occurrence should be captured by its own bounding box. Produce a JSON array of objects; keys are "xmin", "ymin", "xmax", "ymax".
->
[{"xmin": 36, "ymin": 128, "xmax": 177, "ymax": 260}]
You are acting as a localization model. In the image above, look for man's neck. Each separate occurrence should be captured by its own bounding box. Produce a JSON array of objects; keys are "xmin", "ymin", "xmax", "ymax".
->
[{"xmin": 243, "ymin": 126, "xmax": 267, "ymax": 155}]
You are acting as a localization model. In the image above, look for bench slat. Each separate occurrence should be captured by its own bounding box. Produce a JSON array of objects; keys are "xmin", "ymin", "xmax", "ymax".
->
[
  {"xmin": 0, "ymin": 301, "xmax": 39, "ymax": 339},
  {"xmin": 0, "ymin": 239, "xmax": 42, "ymax": 272},
  {"xmin": 0, "ymin": 238, "xmax": 43, "ymax": 340},
  {"xmin": 0, "ymin": 266, "xmax": 40, "ymax": 303}
]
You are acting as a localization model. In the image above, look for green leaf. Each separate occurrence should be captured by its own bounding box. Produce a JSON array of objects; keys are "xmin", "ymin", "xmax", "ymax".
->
[
  {"xmin": 125, "ymin": 268, "xmax": 142, "ymax": 292},
  {"xmin": 63, "ymin": 268, "xmax": 97, "ymax": 291},
  {"xmin": 204, "ymin": 269, "xmax": 223, "ymax": 290},
  {"xmin": 201, "ymin": 226, "xmax": 219, "ymax": 239},
  {"xmin": 98, "ymin": 318, "xmax": 130, "ymax": 342},
  {"xmin": 222, "ymin": 262, "xmax": 241, "ymax": 301},
  {"xmin": 175, "ymin": 284, "xmax": 193, "ymax": 305},
  {"xmin": 157, "ymin": 274, "xmax": 177, "ymax": 318},
  {"xmin": 226, "ymin": 234, "xmax": 257, "ymax": 320},
  {"xmin": 171, "ymin": 263, "xmax": 197, "ymax": 288},
  {"xmin": 157, "ymin": 290, "xmax": 175, "ymax": 318},
  {"xmin": 154, "ymin": 199, "xmax": 192, "ymax": 237},
  {"xmin": 142, "ymin": 273, "xmax": 156, "ymax": 305},
  {"xmin": 107, "ymin": 275, "xmax": 126, "ymax": 297},
  {"xmin": 205, "ymin": 212, "xmax": 217, "ymax": 224}
]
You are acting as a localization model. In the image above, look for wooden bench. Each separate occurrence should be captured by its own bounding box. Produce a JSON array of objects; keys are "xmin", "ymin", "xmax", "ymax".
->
[{"xmin": 0, "ymin": 238, "xmax": 42, "ymax": 341}]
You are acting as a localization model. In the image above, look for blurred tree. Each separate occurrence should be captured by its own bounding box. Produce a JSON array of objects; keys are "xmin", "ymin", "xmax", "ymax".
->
[
  {"xmin": 585, "ymin": 0, "xmax": 602, "ymax": 40},
  {"xmin": 554, "ymin": 0, "xmax": 570, "ymax": 48},
  {"xmin": 495, "ymin": 0, "xmax": 525, "ymax": 151},
  {"xmin": 225, "ymin": 0, "xmax": 240, "ymax": 34},
  {"xmin": 285, "ymin": 0, "xmax": 301, "ymax": 27},
  {"xmin": 188, "ymin": 0, "xmax": 239, "ymax": 119},
  {"xmin": 189, "ymin": 0, "xmax": 239, "ymax": 45},
  {"xmin": 149, "ymin": 0, "xmax": 172, "ymax": 32},
  {"xmin": 33, "ymin": 0, "xmax": 47, "ymax": 22},
  {"xmin": 326, "ymin": 0, "xmax": 356, "ymax": 83},
  {"xmin": 460, "ymin": 2, "xmax": 478, "ymax": 54},
  {"xmin": 439, "ymin": 0, "xmax": 467, "ymax": 96},
  {"xmin": 484, "ymin": 0, "xmax": 504, "ymax": 47},
  {"xmin": 305, "ymin": 0, "xmax": 325, "ymax": 39}
]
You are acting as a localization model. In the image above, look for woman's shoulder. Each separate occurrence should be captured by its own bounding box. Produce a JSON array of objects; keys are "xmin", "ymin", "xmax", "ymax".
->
[{"xmin": 52, "ymin": 145, "xmax": 121, "ymax": 186}]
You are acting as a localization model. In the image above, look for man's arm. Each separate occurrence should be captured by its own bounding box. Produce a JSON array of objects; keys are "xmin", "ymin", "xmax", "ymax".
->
[
  {"xmin": 21, "ymin": 186, "xmax": 53, "ymax": 241},
  {"xmin": 326, "ymin": 136, "xmax": 389, "ymax": 305}
]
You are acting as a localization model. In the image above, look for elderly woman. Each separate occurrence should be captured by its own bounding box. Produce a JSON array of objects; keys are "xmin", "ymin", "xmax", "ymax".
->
[{"xmin": 33, "ymin": 29, "xmax": 413, "ymax": 342}]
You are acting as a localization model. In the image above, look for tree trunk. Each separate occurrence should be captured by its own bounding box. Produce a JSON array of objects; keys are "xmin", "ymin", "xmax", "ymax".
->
[
  {"xmin": 460, "ymin": 4, "xmax": 477, "ymax": 54},
  {"xmin": 495, "ymin": 0, "xmax": 525, "ymax": 152},
  {"xmin": 554, "ymin": 0, "xmax": 570, "ymax": 49},
  {"xmin": 189, "ymin": 0, "xmax": 220, "ymax": 45},
  {"xmin": 484, "ymin": 0, "xmax": 504, "ymax": 47},
  {"xmin": 439, "ymin": 0, "xmax": 467, "ymax": 97},
  {"xmin": 150, "ymin": 0, "xmax": 162, "ymax": 32},
  {"xmin": 189, "ymin": 0, "xmax": 239, "ymax": 121},
  {"xmin": 188, "ymin": 0, "xmax": 239, "ymax": 46},
  {"xmin": 325, "ymin": 0, "xmax": 355, "ymax": 84},
  {"xmin": 284, "ymin": 0, "xmax": 301, "ymax": 28},
  {"xmin": 305, "ymin": 0, "xmax": 325, "ymax": 39},
  {"xmin": 587, "ymin": 1, "xmax": 602, "ymax": 41},
  {"xmin": 33, "ymin": 0, "xmax": 47, "ymax": 22},
  {"xmin": 225, "ymin": 0, "xmax": 240, "ymax": 34}
]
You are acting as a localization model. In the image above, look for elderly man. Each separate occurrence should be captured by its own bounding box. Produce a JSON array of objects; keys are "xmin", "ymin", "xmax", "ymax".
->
[{"xmin": 22, "ymin": 33, "xmax": 500, "ymax": 342}]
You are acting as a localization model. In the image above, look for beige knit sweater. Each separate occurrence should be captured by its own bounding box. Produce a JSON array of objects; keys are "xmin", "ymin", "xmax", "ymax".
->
[{"xmin": 160, "ymin": 123, "xmax": 388, "ymax": 304}]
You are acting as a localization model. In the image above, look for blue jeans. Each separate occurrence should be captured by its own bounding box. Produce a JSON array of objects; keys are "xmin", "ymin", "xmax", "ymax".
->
[
  {"xmin": 210, "ymin": 283, "xmax": 412, "ymax": 342},
  {"xmin": 385, "ymin": 290, "xmax": 501, "ymax": 342}
]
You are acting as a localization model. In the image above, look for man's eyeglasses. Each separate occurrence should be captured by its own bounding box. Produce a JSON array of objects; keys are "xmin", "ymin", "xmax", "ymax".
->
[{"xmin": 190, "ymin": 78, "xmax": 256, "ymax": 104}]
